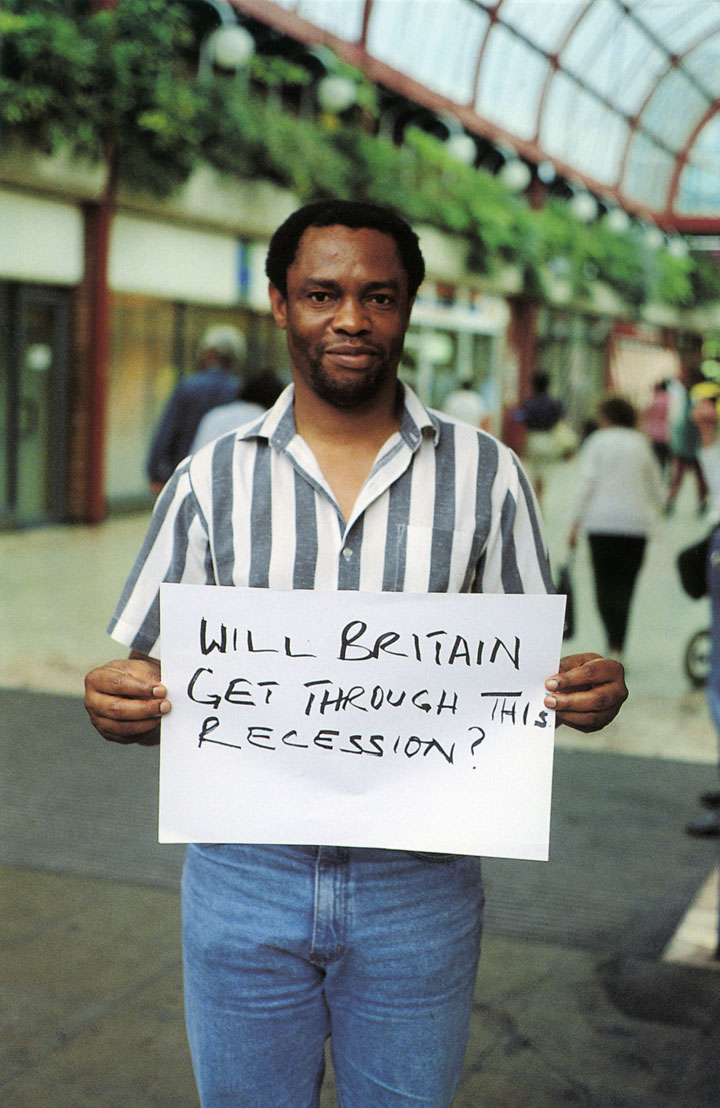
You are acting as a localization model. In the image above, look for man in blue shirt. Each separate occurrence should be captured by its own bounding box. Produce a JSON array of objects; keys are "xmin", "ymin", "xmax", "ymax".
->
[{"xmin": 146, "ymin": 324, "xmax": 246, "ymax": 493}]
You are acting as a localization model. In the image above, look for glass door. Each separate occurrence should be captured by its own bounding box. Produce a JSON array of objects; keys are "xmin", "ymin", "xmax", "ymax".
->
[{"xmin": 0, "ymin": 285, "xmax": 71, "ymax": 526}]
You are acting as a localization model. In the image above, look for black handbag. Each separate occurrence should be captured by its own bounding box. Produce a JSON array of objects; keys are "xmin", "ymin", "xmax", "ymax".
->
[
  {"xmin": 556, "ymin": 559, "xmax": 575, "ymax": 638},
  {"xmin": 677, "ymin": 533, "xmax": 711, "ymax": 600}
]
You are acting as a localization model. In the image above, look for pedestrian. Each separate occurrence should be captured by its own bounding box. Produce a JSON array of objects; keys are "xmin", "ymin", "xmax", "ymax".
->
[
  {"xmin": 517, "ymin": 370, "xmax": 576, "ymax": 503},
  {"xmin": 442, "ymin": 379, "xmax": 491, "ymax": 430},
  {"xmin": 665, "ymin": 377, "xmax": 708, "ymax": 515},
  {"xmin": 190, "ymin": 369, "xmax": 285, "ymax": 452},
  {"xmin": 85, "ymin": 199, "xmax": 627, "ymax": 1108},
  {"xmin": 146, "ymin": 324, "xmax": 246, "ymax": 493},
  {"xmin": 642, "ymin": 378, "xmax": 671, "ymax": 476},
  {"xmin": 686, "ymin": 391, "xmax": 720, "ymax": 837},
  {"xmin": 568, "ymin": 396, "xmax": 665, "ymax": 662}
]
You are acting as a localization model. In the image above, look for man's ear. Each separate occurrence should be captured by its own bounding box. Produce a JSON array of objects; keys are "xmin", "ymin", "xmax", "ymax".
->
[{"xmin": 268, "ymin": 282, "xmax": 288, "ymax": 330}]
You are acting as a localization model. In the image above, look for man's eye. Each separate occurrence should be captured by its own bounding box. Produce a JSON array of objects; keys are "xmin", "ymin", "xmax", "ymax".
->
[
  {"xmin": 308, "ymin": 291, "xmax": 332, "ymax": 303},
  {"xmin": 369, "ymin": 294, "xmax": 394, "ymax": 306}
]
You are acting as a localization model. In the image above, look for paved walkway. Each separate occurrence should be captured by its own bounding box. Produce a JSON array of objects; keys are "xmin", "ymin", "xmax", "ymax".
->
[{"xmin": 2, "ymin": 456, "xmax": 719, "ymax": 1106}]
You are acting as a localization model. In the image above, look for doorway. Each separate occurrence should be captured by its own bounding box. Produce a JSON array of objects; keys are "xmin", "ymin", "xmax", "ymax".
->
[{"xmin": 0, "ymin": 285, "xmax": 72, "ymax": 526}]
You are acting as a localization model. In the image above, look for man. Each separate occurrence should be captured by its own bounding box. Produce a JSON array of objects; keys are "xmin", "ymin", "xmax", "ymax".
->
[
  {"xmin": 146, "ymin": 323, "xmax": 246, "ymax": 493},
  {"xmin": 442, "ymin": 378, "xmax": 491, "ymax": 431},
  {"xmin": 189, "ymin": 369, "xmax": 285, "ymax": 452},
  {"xmin": 516, "ymin": 370, "xmax": 575, "ymax": 503},
  {"xmin": 86, "ymin": 200, "xmax": 627, "ymax": 1108}
]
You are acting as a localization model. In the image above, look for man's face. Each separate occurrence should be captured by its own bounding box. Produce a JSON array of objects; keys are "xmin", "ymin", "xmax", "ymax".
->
[{"xmin": 268, "ymin": 224, "xmax": 413, "ymax": 411}]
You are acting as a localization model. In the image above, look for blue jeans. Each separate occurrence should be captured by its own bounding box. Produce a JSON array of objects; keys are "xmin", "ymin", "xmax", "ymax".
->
[{"xmin": 182, "ymin": 844, "xmax": 484, "ymax": 1108}]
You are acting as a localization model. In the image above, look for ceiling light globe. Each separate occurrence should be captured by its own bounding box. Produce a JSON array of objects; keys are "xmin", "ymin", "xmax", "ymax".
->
[{"xmin": 207, "ymin": 26, "xmax": 255, "ymax": 71}]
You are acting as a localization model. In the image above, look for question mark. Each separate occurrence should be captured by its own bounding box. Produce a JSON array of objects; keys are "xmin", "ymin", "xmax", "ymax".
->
[{"xmin": 469, "ymin": 725, "xmax": 486, "ymax": 766}]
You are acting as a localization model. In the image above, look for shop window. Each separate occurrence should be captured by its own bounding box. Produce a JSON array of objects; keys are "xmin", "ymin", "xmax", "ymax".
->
[
  {"xmin": 106, "ymin": 296, "xmax": 176, "ymax": 505},
  {"xmin": 106, "ymin": 297, "xmax": 259, "ymax": 507}
]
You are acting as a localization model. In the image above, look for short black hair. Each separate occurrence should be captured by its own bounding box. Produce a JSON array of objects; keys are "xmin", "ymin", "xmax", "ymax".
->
[
  {"xmin": 265, "ymin": 199, "xmax": 426, "ymax": 299},
  {"xmin": 599, "ymin": 396, "xmax": 636, "ymax": 428},
  {"xmin": 241, "ymin": 370, "xmax": 285, "ymax": 408}
]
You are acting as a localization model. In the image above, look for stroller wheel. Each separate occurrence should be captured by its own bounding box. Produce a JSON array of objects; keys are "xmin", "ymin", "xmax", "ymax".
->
[{"xmin": 684, "ymin": 628, "xmax": 712, "ymax": 688}]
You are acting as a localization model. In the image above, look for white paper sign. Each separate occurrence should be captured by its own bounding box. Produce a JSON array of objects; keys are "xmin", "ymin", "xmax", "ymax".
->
[{"xmin": 159, "ymin": 585, "xmax": 566, "ymax": 859}]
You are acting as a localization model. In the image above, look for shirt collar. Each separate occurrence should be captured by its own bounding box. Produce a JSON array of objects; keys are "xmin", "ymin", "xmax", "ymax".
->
[
  {"xmin": 398, "ymin": 382, "xmax": 440, "ymax": 448},
  {"xmin": 238, "ymin": 382, "xmax": 440, "ymax": 453}
]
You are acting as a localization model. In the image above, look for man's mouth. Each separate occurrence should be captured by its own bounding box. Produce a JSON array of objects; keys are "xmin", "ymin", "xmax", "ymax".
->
[{"xmin": 324, "ymin": 345, "xmax": 380, "ymax": 369}]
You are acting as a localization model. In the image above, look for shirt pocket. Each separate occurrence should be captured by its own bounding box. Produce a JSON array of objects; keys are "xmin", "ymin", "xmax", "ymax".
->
[{"xmin": 393, "ymin": 526, "xmax": 482, "ymax": 593}]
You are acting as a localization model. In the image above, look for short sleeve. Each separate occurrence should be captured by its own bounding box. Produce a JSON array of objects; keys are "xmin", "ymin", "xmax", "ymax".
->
[
  {"xmin": 108, "ymin": 463, "xmax": 213, "ymax": 658},
  {"xmin": 475, "ymin": 444, "xmax": 554, "ymax": 595}
]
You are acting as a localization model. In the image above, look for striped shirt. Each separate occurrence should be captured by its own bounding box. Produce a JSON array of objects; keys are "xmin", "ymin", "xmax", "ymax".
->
[{"xmin": 109, "ymin": 383, "xmax": 553, "ymax": 658}]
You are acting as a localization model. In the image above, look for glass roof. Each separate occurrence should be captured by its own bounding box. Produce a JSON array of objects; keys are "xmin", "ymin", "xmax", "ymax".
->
[{"xmin": 237, "ymin": 0, "xmax": 720, "ymax": 232}]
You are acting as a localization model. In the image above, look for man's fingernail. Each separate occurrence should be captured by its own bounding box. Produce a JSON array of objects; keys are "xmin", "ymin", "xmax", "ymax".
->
[
  {"xmin": 544, "ymin": 695, "xmax": 557, "ymax": 708},
  {"xmin": 545, "ymin": 679, "xmax": 559, "ymax": 691}
]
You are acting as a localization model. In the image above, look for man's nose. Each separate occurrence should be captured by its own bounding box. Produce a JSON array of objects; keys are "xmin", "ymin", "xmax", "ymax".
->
[{"xmin": 332, "ymin": 296, "xmax": 370, "ymax": 332}]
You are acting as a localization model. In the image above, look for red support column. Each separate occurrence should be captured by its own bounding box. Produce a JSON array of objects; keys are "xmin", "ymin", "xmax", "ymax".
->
[
  {"xmin": 83, "ymin": 188, "xmax": 113, "ymax": 523},
  {"xmin": 80, "ymin": 0, "xmax": 117, "ymax": 523},
  {"xmin": 502, "ymin": 297, "xmax": 538, "ymax": 452}
]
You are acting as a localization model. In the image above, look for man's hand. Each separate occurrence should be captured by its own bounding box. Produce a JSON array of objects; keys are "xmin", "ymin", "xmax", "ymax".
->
[
  {"xmin": 543, "ymin": 653, "xmax": 627, "ymax": 733},
  {"xmin": 84, "ymin": 655, "xmax": 170, "ymax": 746}
]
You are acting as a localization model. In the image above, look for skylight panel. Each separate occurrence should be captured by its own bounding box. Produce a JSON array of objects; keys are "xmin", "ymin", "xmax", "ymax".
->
[
  {"xmin": 643, "ymin": 68, "xmax": 710, "ymax": 150},
  {"xmin": 622, "ymin": 131, "xmax": 676, "ymax": 210},
  {"xmin": 497, "ymin": 0, "xmax": 586, "ymax": 55},
  {"xmin": 561, "ymin": 1, "xmax": 667, "ymax": 117},
  {"xmin": 475, "ymin": 23, "xmax": 549, "ymax": 140},
  {"xmin": 367, "ymin": 0, "xmax": 487, "ymax": 103},
  {"xmin": 677, "ymin": 117, "xmax": 720, "ymax": 214},
  {"xmin": 274, "ymin": 0, "xmax": 366, "ymax": 41},
  {"xmin": 632, "ymin": 0, "xmax": 720, "ymax": 56},
  {"xmin": 541, "ymin": 71, "xmax": 628, "ymax": 185},
  {"xmin": 685, "ymin": 35, "xmax": 720, "ymax": 100}
]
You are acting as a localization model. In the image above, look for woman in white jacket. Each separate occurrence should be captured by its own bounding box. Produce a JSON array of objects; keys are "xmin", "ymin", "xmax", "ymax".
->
[{"xmin": 568, "ymin": 396, "xmax": 665, "ymax": 661}]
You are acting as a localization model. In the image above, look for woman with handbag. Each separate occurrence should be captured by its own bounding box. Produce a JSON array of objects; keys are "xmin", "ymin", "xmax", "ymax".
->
[{"xmin": 567, "ymin": 396, "xmax": 665, "ymax": 663}]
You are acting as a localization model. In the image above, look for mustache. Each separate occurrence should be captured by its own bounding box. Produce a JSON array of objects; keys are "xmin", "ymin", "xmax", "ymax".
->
[{"xmin": 323, "ymin": 343, "xmax": 383, "ymax": 354}]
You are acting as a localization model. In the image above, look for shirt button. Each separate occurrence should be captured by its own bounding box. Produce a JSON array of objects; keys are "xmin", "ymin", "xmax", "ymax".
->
[{"xmin": 342, "ymin": 547, "xmax": 353, "ymax": 561}]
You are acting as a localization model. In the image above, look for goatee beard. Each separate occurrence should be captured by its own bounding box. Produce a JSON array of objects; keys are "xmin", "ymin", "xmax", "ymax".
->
[{"xmin": 307, "ymin": 357, "xmax": 394, "ymax": 409}]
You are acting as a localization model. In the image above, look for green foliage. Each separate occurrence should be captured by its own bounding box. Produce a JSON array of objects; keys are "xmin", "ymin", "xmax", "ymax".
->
[
  {"xmin": 0, "ymin": 0, "xmax": 202, "ymax": 188},
  {"xmin": 0, "ymin": 0, "xmax": 711, "ymax": 309},
  {"xmin": 652, "ymin": 246, "xmax": 694, "ymax": 306},
  {"xmin": 529, "ymin": 204, "xmax": 653, "ymax": 306},
  {"xmin": 688, "ymin": 252, "xmax": 720, "ymax": 306},
  {"xmin": 0, "ymin": 0, "xmax": 100, "ymax": 156},
  {"xmin": 584, "ymin": 223, "xmax": 652, "ymax": 306}
]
